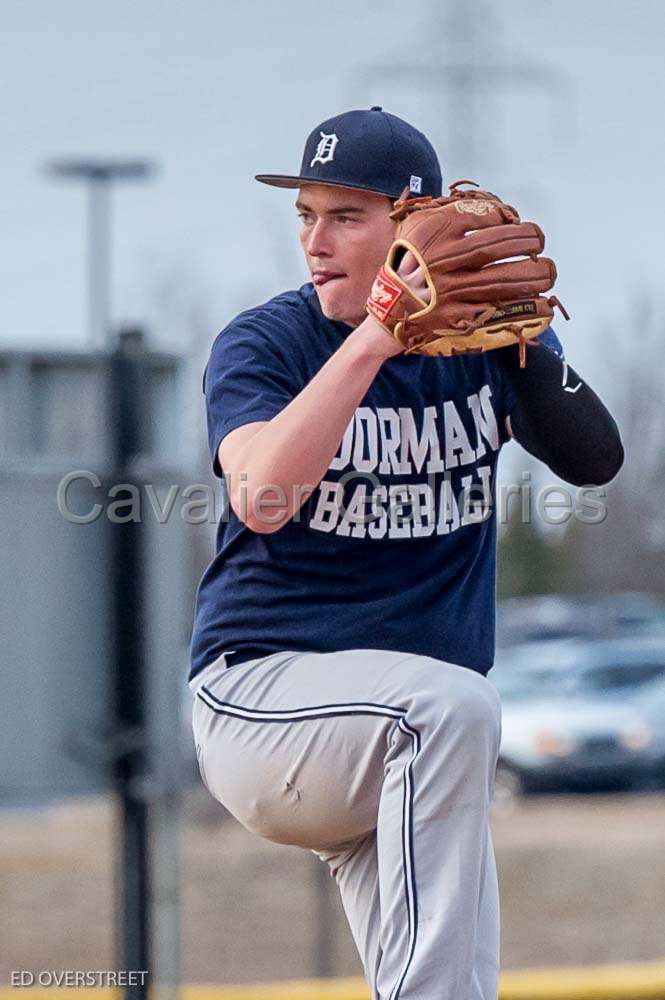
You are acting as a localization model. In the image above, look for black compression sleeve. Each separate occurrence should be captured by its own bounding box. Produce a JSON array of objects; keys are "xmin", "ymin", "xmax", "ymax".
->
[{"xmin": 494, "ymin": 342, "xmax": 624, "ymax": 487}]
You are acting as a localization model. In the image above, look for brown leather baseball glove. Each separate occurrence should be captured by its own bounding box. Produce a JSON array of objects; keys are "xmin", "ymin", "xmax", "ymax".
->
[{"xmin": 366, "ymin": 180, "xmax": 568, "ymax": 366}]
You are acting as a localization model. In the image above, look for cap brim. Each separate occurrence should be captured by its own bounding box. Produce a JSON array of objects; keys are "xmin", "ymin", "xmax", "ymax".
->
[
  {"xmin": 254, "ymin": 174, "xmax": 398, "ymax": 197},
  {"xmin": 255, "ymin": 174, "xmax": 304, "ymax": 189}
]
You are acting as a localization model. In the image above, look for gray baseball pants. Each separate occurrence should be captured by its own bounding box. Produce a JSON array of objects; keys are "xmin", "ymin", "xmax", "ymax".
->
[{"xmin": 189, "ymin": 647, "xmax": 502, "ymax": 1000}]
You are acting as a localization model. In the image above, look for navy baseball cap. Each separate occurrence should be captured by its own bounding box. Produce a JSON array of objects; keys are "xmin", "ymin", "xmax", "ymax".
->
[{"xmin": 255, "ymin": 107, "xmax": 442, "ymax": 199}]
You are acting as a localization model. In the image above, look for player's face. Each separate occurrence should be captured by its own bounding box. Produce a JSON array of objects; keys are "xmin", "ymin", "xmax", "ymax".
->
[{"xmin": 296, "ymin": 184, "xmax": 395, "ymax": 327}]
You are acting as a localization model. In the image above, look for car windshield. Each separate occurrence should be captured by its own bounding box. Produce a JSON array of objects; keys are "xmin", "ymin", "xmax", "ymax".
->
[
  {"xmin": 489, "ymin": 667, "xmax": 567, "ymax": 701},
  {"xmin": 574, "ymin": 661, "xmax": 665, "ymax": 694},
  {"xmin": 634, "ymin": 678, "xmax": 665, "ymax": 710},
  {"xmin": 491, "ymin": 654, "xmax": 665, "ymax": 702}
]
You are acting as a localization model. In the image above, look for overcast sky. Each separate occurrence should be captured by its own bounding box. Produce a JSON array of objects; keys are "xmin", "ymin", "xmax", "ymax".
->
[{"xmin": 3, "ymin": 0, "xmax": 665, "ymax": 399}]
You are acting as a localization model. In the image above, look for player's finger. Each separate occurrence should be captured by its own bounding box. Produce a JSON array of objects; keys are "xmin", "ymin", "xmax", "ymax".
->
[
  {"xmin": 400, "ymin": 266, "xmax": 431, "ymax": 305},
  {"xmin": 396, "ymin": 249, "xmax": 420, "ymax": 277}
]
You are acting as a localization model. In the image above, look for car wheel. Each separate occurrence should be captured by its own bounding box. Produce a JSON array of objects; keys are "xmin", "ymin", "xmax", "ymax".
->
[{"xmin": 493, "ymin": 763, "xmax": 525, "ymax": 813}]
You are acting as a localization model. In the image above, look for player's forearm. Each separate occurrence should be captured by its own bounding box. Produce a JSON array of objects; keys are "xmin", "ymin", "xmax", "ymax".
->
[
  {"xmin": 497, "ymin": 342, "xmax": 624, "ymax": 486},
  {"xmin": 234, "ymin": 316, "xmax": 398, "ymax": 532}
]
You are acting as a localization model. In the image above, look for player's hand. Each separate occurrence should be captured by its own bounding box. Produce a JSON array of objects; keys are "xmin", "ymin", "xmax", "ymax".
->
[
  {"xmin": 396, "ymin": 249, "xmax": 431, "ymax": 305},
  {"xmin": 356, "ymin": 251, "xmax": 433, "ymax": 361}
]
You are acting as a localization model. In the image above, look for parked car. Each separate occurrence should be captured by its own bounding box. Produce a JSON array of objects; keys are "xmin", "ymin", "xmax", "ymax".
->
[
  {"xmin": 488, "ymin": 637, "xmax": 665, "ymax": 804},
  {"xmin": 492, "ymin": 635, "xmax": 665, "ymax": 701},
  {"xmin": 493, "ymin": 696, "xmax": 653, "ymax": 805}
]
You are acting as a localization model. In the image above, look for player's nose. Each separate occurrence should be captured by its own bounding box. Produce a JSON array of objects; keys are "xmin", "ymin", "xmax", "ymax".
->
[{"xmin": 305, "ymin": 218, "xmax": 333, "ymax": 258}]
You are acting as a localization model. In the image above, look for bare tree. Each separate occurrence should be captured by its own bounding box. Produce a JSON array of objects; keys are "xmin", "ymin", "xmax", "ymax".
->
[{"xmin": 554, "ymin": 295, "xmax": 665, "ymax": 595}]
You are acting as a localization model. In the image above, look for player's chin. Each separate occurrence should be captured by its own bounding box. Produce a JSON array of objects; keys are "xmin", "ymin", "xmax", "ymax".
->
[{"xmin": 316, "ymin": 283, "xmax": 364, "ymax": 326}]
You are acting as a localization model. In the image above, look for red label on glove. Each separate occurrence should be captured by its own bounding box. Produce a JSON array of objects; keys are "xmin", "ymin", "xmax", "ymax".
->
[{"xmin": 367, "ymin": 267, "xmax": 403, "ymax": 322}]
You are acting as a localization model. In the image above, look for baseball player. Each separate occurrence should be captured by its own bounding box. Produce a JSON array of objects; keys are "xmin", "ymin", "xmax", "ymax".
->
[{"xmin": 188, "ymin": 108, "xmax": 623, "ymax": 999}]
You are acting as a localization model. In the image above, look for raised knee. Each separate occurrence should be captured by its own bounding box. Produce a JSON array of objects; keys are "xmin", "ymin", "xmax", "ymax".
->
[{"xmin": 429, "ymin": 670, "xmax": 502, "ymax": 744}]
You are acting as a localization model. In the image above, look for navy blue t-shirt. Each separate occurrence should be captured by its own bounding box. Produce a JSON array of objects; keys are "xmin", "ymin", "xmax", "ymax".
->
[{"xmin": 189, "ymin": 283, "xmax": 562, "ymax": 681}]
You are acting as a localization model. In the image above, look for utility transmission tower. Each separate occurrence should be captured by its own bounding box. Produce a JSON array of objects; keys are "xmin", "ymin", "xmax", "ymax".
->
[{"xmin": 355, "ymin": 0, "xmax": 571, "ymax": 183}]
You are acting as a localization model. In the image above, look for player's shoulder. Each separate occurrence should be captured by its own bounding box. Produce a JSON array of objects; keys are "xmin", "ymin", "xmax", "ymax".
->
[
  {"xmin": 211, "ymin": 284, "xmax": 319, "ymax": 352},
  {"xmin": 203, "ymin": 285, "xmax": 325, "ymax": 393}
]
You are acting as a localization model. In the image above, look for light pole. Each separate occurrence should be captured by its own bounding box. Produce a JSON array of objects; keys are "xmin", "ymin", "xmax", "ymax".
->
[{"xmin": 46, "ymin": 159, "xmax": 155, "ymax": 349}]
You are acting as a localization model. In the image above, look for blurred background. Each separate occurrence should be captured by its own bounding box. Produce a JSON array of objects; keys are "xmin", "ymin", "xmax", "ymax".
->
[{"xmin": 2, "ymin": 0, "xmax": 665, "ymax": 995}]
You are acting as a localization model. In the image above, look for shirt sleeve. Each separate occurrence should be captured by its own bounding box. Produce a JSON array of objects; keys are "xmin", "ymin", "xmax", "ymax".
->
[
  {"xmin": 203, "ymin": 319, "xmax": 303, "ymax": 478},
  {"xmin": 502, "ymin": 326, "xmax": 565, "ymax": 419}
]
